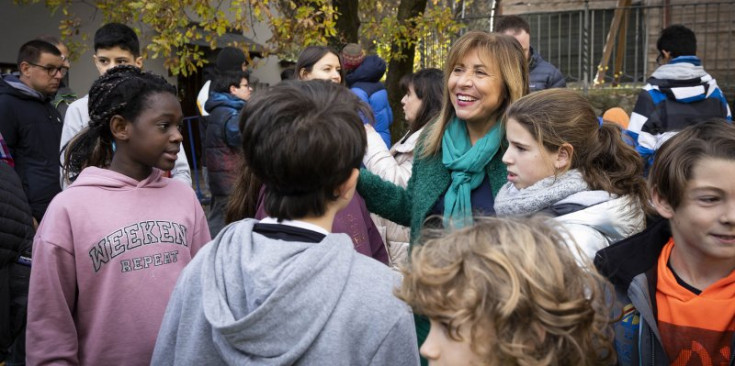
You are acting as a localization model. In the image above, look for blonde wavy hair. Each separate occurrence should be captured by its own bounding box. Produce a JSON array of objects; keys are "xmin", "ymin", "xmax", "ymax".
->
[
  {"xmin": 397, "ymin": 216, "xmax": 615, "ymax": 365},
  {"xmin": 421, "ymin": 31, "xmax": 528, "ymax": 157}
]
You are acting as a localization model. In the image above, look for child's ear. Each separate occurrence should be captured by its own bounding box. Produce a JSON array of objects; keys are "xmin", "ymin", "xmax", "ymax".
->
[
  {"xmin": 298, "ymin": 68, "xmax": 309, "ymax": 80},
  {"xmin": 652, "ymin": 188, "xmax": 675, "ymax": 219},
  {"xmin": 229, "ymin": 84, "xmax": 238, "ymax": 95},
  {"xmin": 553, "ymin": 143, "xmax": 573, "ymax": 170},
  {"xmin": 109, "ymin": 115, "xmax": 131, "ymax": 141},
  {"xmin": 134, "ymin": 57, "xmax": 144, "ymax": 68},
  {"xmin": 335, "ymin": 168, "xmax": 359, "ymax": 201}
]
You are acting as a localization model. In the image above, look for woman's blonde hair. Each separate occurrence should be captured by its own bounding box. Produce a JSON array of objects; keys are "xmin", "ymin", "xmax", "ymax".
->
[
  {"xmin": 398, "ymin": 216, "xmax": 615, "ymax": 365},
  {"xmin": 421, "ymin": 31, "xmax": 529, "ymax": 157},
  {"xmin": 505, "ymin": 89, "xmax": 651, "ymax": 213}
]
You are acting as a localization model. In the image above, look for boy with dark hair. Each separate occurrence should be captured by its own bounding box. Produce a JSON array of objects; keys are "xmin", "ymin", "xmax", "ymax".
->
[
  {"xmin": 92, "ymin": 22, "xmax": 141, "ymax": 57},
  {"xmin": 152, "ymin": 80, "xmax": 420, "ymax": 366},
  {"xmin": 628, "ymin": 25, "xmax": 731, "ymax": 169},
  {"xmin": 494, "ymin": 15, "xmax": 566, "ymax": 92},
  {"xmin": 656, "ymin": 24, "xmax": 696, "ymax": 58},
  {"xmin": 595, "ymin": 120, "xmax": 735, "ymax": 365},
  {"xmin": 60, "ymin": 22, "xmax": 191, "ymax": 187},
  {"xmin": 196, "ymin": 46, "xmax": 248, "ymax": 117},
  {"xmin": 203, "ymin": 69, "xmax": 251, "ymax": 235}
]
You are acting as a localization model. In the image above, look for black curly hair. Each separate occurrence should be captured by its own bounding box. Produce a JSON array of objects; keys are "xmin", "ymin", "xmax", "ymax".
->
[{"xmin": 62, "ymin": 65, "xmax": 176, "ymax": 183}]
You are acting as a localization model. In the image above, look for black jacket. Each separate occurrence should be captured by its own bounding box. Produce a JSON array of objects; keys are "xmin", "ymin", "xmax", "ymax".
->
[
  {"xmin": 0, "ymin": 161, "xmax": 33, "ymax": 355},
  {"xmin": 0, "ymin": 161, "xmax": 33, "ymax": 266},
  {"xmin": 0, "ymin": 75, "xmax": 63, "ymax": 221},
  {"xmin": 528, "ymin": 47, "xmax": 566, "ymax": 92}
]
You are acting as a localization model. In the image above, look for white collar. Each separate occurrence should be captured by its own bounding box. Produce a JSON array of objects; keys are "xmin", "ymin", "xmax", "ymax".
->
[{"xmin": 259, "ymin": 217, "xmax": 330, "ymax": 235}]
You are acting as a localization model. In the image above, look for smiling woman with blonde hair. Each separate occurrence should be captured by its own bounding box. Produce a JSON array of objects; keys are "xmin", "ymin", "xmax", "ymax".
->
[
  {"xmin": 358, "ymin": 31, "xmax": 528, "ymax": 241},
  {"xmin": 357, "ymin": 31, "xmax": 528, "ymax": 358}
]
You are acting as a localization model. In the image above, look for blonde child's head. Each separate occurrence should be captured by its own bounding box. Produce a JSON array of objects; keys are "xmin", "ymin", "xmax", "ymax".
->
[{"xmin": 398, "ymin": 216, "xmax": 615, "ymax": 365}]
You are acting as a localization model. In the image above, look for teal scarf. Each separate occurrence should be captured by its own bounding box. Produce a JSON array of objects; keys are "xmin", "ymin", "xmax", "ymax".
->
[{"xmin": 441, "ymin": 117, "xmax": 503, "ymax": 228}]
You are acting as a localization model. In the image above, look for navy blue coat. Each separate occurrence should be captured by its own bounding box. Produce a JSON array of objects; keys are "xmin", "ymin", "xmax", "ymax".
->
[
  {"xmin": 204, "ymin": 92, "xmax": 245, "ymax": 197},
  {"xmin": 528, "ymin": 47, "xmax": 566, "ymax": 92},
  {"xmin": 0, "ymin": 75, "xmax": 62, "ymax": 221}
]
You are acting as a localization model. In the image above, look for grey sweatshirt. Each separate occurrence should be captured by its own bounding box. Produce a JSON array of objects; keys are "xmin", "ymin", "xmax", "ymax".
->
[{"xmin": 151, "ymin": 219, "xmax": 420, "ymax": 366}]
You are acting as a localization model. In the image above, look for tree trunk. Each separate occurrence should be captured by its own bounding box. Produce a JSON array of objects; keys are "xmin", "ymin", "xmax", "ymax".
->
[
  {"xmin": 330, "ymin": 0, "xmax": 360, "ymax": 48},
  {"xmin": 385, "ymin": 0, "xmax": 428, "ymax": 143}
]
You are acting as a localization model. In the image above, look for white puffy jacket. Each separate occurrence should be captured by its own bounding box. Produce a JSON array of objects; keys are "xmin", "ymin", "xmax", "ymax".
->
[
  {"xmin": 554, "ymin": 191, "xmax": 645, "ymax": 262},
  {"xmin": 362, "ymin": 127, "xmax": 424, "ymax": 269}
]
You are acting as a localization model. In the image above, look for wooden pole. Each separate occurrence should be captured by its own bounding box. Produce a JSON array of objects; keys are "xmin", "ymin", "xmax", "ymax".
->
[{"xmin": 594, "ymin": 0, "xmax": 632, "ymax": 86}]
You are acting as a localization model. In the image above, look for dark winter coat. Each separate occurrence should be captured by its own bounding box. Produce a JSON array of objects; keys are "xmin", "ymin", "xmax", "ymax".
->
[
  {"xmin": 204, "ymin": 92, "xmax": 245, "ymax": 197},
  {"xmin": 528, "ymin": 47, "xmax": 566, "ymax": 92},
  {"xmin": 0, "ymin": 161, "xmax": 34, "ymax": 356},
  {"xmin": 0, "ymin": 162, "xmax": 33, "ymax": 265},
  {"xmin": 0, "ymin": 75, "xmax": 63, "ymax": 221}
]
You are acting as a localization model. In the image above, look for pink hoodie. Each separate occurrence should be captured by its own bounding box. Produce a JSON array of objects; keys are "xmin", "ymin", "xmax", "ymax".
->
[{"xmin": 26, "ymin": 167, "xmax": 211, "ymax": 366}]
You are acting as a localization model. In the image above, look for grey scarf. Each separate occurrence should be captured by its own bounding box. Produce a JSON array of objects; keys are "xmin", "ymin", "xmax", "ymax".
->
[{"xmin": 494, "ymin": 169, "xmax": 589, "ymax": 216}]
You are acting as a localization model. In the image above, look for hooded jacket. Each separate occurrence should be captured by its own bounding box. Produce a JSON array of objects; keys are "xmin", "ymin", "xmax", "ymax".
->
[
  {"xmin": 0, "ymin": 74, "xmax": 63, "ymax": 221},
  {"xmin": 346, "ymin": 55, "xmax": 394, "ymax": 148},
  {"xmin": 152, "ymin": 219, "xmax": 419, "ymax": 366},
  {"xmin": 204, "ymin": 92, "xmax": 245, "ymax": 196},
  {"xmin": 26, "ymin": 167, "xmax": 211, "ymax": 366},
  {"xmin": 628, "ymin": 56, "xmax": 732, "ymax": 165},
  {"xmin": 528, "ymin": 47, "xmax": 566, "ymax": 92},
  {"xmin": 595, "ymin": 219, "xmax": 735, "ymax": 366}
]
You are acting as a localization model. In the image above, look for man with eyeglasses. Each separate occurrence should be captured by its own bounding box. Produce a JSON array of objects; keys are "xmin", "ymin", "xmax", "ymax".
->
[
  {"xmin": 36, "ymin": 35, "xmax": 78, "ymax": 122},
  {"xmin": 629, "ymin": 24, "xmax": 732, "ymax": 171},
  {"xmin": 0, "ymin": 39, "xmax": 65, "ymax": 224}
]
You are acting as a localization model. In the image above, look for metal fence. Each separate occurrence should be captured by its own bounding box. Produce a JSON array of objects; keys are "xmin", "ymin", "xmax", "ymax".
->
[{"xmin": 418, "ymin": 1, "xmax": 735, "ymax": 95}]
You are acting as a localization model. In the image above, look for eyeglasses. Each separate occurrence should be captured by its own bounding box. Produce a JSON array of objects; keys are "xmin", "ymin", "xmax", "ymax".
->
[
  {"xmin": 27, "ymin": 62, "xmax": 69, "ymax": 77},
  {"xmin": 239, "ymin": 84, "xmax": 252, "ymax": 89}
]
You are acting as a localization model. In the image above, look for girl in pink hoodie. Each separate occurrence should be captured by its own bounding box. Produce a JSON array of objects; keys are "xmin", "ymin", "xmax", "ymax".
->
[{"xmin": 26, "ymin": 65, "xmax": 211, "ymax": 366}]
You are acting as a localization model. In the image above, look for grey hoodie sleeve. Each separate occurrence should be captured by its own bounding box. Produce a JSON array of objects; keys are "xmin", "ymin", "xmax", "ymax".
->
[
  {"xmin": 368, "ymin": 311, "xmax": 421, "ymax": 366},
  {"xmin": 150, "ymin": 272, "xmax": 187, "ymax": 366}
]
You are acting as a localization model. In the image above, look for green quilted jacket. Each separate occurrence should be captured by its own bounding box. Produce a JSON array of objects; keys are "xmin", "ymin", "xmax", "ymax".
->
[{"xmin": 357, "ymin": 132, "xmax": 507, "ymax": 247}]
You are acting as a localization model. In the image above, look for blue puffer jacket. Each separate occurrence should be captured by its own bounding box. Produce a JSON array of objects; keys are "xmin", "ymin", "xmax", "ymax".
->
[
  {"xmin": 346, "ymin": 55, "xmax": 393, "ymax": 148},
  {"xmin": 204, "ymin": 92, "xmax": 245, "ymax": 196}
]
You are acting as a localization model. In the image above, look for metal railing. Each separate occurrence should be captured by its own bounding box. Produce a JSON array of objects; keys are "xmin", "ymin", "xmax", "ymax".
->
[{"xmin": 418, "ymin": 1, "xmax": 735, "ymax": 95}]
